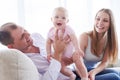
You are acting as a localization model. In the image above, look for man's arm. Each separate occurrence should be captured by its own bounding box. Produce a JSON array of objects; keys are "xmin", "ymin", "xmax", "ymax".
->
[
  {"xmin": 39, "ymin": 59, "xmax": 61, "ymax": 80},
  {"xmin": 39, "ymin": 29, "xmax": 66, "ymax": 80}
]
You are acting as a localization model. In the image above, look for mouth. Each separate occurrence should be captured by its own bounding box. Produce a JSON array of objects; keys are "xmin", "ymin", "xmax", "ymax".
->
[
  {"xmin": 96, "ymin": 26, "xmax": 104, "ymax": 29},
  {"xmin": 57, "ymin": 23, "xmax": 62, "ymax": 26}
]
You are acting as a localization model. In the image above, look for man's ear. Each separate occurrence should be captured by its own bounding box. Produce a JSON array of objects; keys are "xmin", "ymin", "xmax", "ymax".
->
[{"xmin": 7, "ymin": 44, "xmax": 13, "ymax": 48}]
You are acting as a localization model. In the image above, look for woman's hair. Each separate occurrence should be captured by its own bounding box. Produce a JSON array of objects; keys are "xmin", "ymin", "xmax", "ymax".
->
[
  {"xmin": 0, "ymin": 22, "xmax": 18, "ymax": 45},
  {"xmin": 90, "ymin": 8, "xmax": 118, "ymax": 64}
]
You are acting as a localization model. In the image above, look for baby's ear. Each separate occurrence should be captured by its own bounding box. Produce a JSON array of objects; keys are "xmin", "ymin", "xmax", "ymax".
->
[
  {"xmin": 67, "ymin": 19, "xmax": 69, "ymax": 23},
  {"xmin": 51, "ymin": 17, "xmax": 53, "ymax": 21}
]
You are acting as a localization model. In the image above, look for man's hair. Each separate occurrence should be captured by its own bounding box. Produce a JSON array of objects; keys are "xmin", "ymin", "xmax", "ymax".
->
[
  {"xmin": 0, "ymin": 31, "xmax": 14, "ymax": 45},
  {"xmin": 0, "ymin": 22, "xmax": 18, "ymax": 45}
]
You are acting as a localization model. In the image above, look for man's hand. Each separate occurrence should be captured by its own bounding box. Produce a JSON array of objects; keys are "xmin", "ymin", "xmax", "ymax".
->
[
  {"xmin": 53, "ymin": 29, "xmax": 66, "ymax": 53},
  {"xmin": 53, "ymin": 29, "xmax": 66, "ymax": 61}
]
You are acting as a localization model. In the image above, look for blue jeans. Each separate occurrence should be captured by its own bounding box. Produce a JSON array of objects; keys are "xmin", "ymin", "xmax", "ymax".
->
[{"xmin": 75, "ymin": 67, "xmax": 120, "ymax": 80}]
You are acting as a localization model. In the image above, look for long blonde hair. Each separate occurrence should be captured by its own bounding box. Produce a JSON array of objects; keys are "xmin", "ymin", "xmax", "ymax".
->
[{"xmin": 90, "ymin": 8, "xmax": 118, "ymax": 64}]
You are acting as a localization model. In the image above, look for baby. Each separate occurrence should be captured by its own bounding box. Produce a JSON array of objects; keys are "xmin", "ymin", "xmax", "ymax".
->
[{"xmin": 46, "ymin": 7, "xmax": 88, "ymax": 80}]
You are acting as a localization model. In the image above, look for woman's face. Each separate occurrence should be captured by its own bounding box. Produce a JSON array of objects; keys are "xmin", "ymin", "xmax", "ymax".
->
[{"xmin": 95, "ymin": 11, "xmax": 110, "ymax": 33}]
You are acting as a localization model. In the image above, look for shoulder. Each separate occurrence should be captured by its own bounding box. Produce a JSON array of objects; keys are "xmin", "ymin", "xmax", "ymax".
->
[
  {"xmin": 47, "ymin": 27, "xmax": 55, "ymax": 35},
  {"xmin": 49, "ymin": 27, "xmax": 55, "ymax": 32},
  {"xmin": 79, "ymin": 32, "xmax": 89, "ymax": 41},
  {"xmin": 66, "ymin": 25, "xmax": 74, "ymax": 31},
  {"xmin": 31, "ymin": 33, "xmax": 45, "ymax": 41},
  {"xmin": 31, "ymin": 33, "xmax": 42, "ymax": 37},
  {"xmin": 79, "ymin": 32, "xmax": 90, "ymax": 50},
  {"xmin": 65, "ymin": 25, "xmax": 75, "ymax": 35},
  {"xmin": 47, "ymin": 27, "xmax": 55, "ymax": 39},
  {"xmin": 79, "ymin": 32, "xmax": 90, "ymax": 46}
]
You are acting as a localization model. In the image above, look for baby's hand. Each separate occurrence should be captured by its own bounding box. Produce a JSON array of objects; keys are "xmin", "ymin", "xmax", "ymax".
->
[{"xmin": 47, "ymin": 54, "xmax": 52, "ymax": 62}]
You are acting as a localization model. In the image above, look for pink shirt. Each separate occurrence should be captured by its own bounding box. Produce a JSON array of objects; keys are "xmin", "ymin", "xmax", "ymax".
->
[{"xmin": 48, "ymin": 25, "xmax": 75, "ymax": 58}]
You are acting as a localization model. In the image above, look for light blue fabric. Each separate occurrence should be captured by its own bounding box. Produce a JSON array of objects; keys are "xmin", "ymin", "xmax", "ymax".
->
[
  {"xmin": 88, "ymin": 68, "xmax": 120, "ymax": 80},
  {"xmin": 75, "ymin": 68, "xmax": 120, "ymax": 80},
  {"xmin": 75, "ymin": 35, "xmax": 120, "ymax": 80}
]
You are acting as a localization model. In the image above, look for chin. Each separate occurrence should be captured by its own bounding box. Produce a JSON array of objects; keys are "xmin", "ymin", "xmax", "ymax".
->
[{"xmin": 97, "ymin": 30, "xmax": 104, "ymax": 34}]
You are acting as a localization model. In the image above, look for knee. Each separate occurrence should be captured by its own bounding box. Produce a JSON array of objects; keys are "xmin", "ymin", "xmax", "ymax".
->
[
  {"xmin": 106, "ymin": 68, "xmax": 120, "ymax": 75},
  {"xmin": 96, "ymin": 73, "xmax": 120, "ymax": 80},
  {"xmin": 111, "ymin": 73, "xmax": 120, "ymax": 80},
  {"xmin": 72, "ymin": 52, "xmax": 82, "ymax": 62}
]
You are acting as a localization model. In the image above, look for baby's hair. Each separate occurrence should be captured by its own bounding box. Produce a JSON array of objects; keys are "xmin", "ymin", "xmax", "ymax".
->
[{"xmin": 52, "ymin": 7, "xmax": 68, "ymax": 17}]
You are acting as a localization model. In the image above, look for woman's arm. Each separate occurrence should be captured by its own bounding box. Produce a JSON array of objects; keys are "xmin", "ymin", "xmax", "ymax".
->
[
  {"xmin": 79, "ymin": 32, "xmax": 88, "ymax": 53},
  {"xmin": 88, "ymin": 46, "xmax": 109, "ymax": 80},
  {"xmin": 88, "ymin": 49, "xmax": 109, "ymax": 75},
  {"xmin": 78, "ymin": 33, "xmax": 89, "ymax": 80}
]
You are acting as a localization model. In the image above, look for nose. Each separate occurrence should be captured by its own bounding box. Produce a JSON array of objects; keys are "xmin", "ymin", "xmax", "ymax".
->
[
  {"xmin": 58, "ymin": 17, "xmax": 62, "ymax": 20},
  {"xmin": 98, "ymin": 20, "xmax": 103, "ymax": 26},
  {"xmin": 25, "ymin": 32, "xmax": 30, "ymax": 40}
]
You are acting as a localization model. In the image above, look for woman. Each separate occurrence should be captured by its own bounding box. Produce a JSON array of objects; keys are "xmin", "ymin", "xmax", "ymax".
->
[{"xmin": 79, "ymin": 8, "xmax": 120, "ymax": 80}]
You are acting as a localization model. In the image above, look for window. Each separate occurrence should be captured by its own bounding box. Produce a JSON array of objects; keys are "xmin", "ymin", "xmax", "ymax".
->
[{"xmin": 0, "ymin": 0, "xmax": 120, "ymax": 58}]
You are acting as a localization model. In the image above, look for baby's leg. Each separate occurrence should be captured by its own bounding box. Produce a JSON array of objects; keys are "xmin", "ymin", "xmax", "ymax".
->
[
  {"xmin": 72, "ymin": 52, "xmax": 88, "ymax": 80},
  {"xmin": 61, "ymin": 60, "xmax": 76, "ymax": 80}
]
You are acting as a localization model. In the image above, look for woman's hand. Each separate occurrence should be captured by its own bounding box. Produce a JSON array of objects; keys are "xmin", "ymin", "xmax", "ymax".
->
[{"xmin": 88, "ymin": 70, "xmax": 96, "ymax": 80}]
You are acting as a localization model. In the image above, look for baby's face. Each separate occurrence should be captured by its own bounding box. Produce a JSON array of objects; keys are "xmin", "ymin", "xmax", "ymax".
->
[{"xmin": 52, "ymin": 10, "xmax": 69, "ymax": 29}]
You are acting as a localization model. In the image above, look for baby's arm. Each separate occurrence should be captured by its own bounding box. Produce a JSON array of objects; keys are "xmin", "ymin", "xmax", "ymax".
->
[{"xmin": 46, "ymin": 38, "xmax": 53, "ymax": 60}]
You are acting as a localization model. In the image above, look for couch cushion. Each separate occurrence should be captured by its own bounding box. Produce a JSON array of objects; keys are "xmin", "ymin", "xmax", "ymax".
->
[{"xmin": 0, "ymin": 49, "xmax": 39, "ymax": 80}]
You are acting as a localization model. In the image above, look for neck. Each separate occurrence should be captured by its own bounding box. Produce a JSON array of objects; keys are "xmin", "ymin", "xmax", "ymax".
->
[
  {"xmin": 21, "ymin": 45, "xmax": 40, "ymax": 53},
  {"xmin": 97, "ymin": 32, "xmax": 106, "ymax": 41}
]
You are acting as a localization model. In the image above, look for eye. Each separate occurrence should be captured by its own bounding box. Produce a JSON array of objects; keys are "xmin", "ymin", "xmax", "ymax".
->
[
  {"xmin": 103, "ymin": 19, "xmax": 109, "ymax": 22},
  {"xmin": 20, "ymin": 30, "xmax": 27, "ymax": 40},
  {"xmin": 62, "ymin": 17, "xmax": 66, "ymax": 19},
  {"xmin": 96, "ymin": 18, "xmax": 100, "ymax": 21},
  {"xmin": 55, "ymin": 16, "xmax": 59, "ymax": 19}
]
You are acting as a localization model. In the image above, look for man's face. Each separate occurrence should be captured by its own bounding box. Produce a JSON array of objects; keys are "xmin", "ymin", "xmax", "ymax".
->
[{"xmin": 10, "ymin": 26, "xmax": 33, "ymax": 52}]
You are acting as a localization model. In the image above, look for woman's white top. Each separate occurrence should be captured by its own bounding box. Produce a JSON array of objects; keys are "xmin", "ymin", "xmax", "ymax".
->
[{"xmin": 84, "ymin": 36, "xmax": 104, "ymax": 68}]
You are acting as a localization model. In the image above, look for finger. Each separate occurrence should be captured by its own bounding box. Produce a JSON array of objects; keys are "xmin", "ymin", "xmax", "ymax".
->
[
  {"xmin": 55, "ymin": 29, "xmax": 59, "ymax": 40},
  {"xmin": 58, "ymin": 29, "xmax": 64, "ymax": 41},
  {"xmin": 89, "ymin": 75, "xmax": 94, "ymax": 80},
  {"xmin": 64, "ymin": 35, "xmax": 71, "ymax": 44},
  {"xmin": 64, "ymin": 35, "xmax": 68, "ymax": 40},
  {"xmin": 65, "ymin": 38, "xmax": 71, "ymax": 44},
  {"xmin": 61, "ymin": 28, "xmax": 65, "ymax": 34}
]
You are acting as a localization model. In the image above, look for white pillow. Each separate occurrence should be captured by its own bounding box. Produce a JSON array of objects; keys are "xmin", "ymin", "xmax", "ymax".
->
[{"xmin": 0, "ymin": 49, "xmax": 39, "ymax": 80}]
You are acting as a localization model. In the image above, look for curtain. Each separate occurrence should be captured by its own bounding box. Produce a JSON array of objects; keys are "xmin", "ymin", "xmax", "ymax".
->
[{"xmin": 0, "ymin": 0, "xmax": 120, "ymax": 57}]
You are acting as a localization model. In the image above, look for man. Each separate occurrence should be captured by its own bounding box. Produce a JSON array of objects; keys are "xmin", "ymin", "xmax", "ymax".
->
[{"xmin": 0, "ymin": 22, "xmax": 70, "ymax": 80}]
